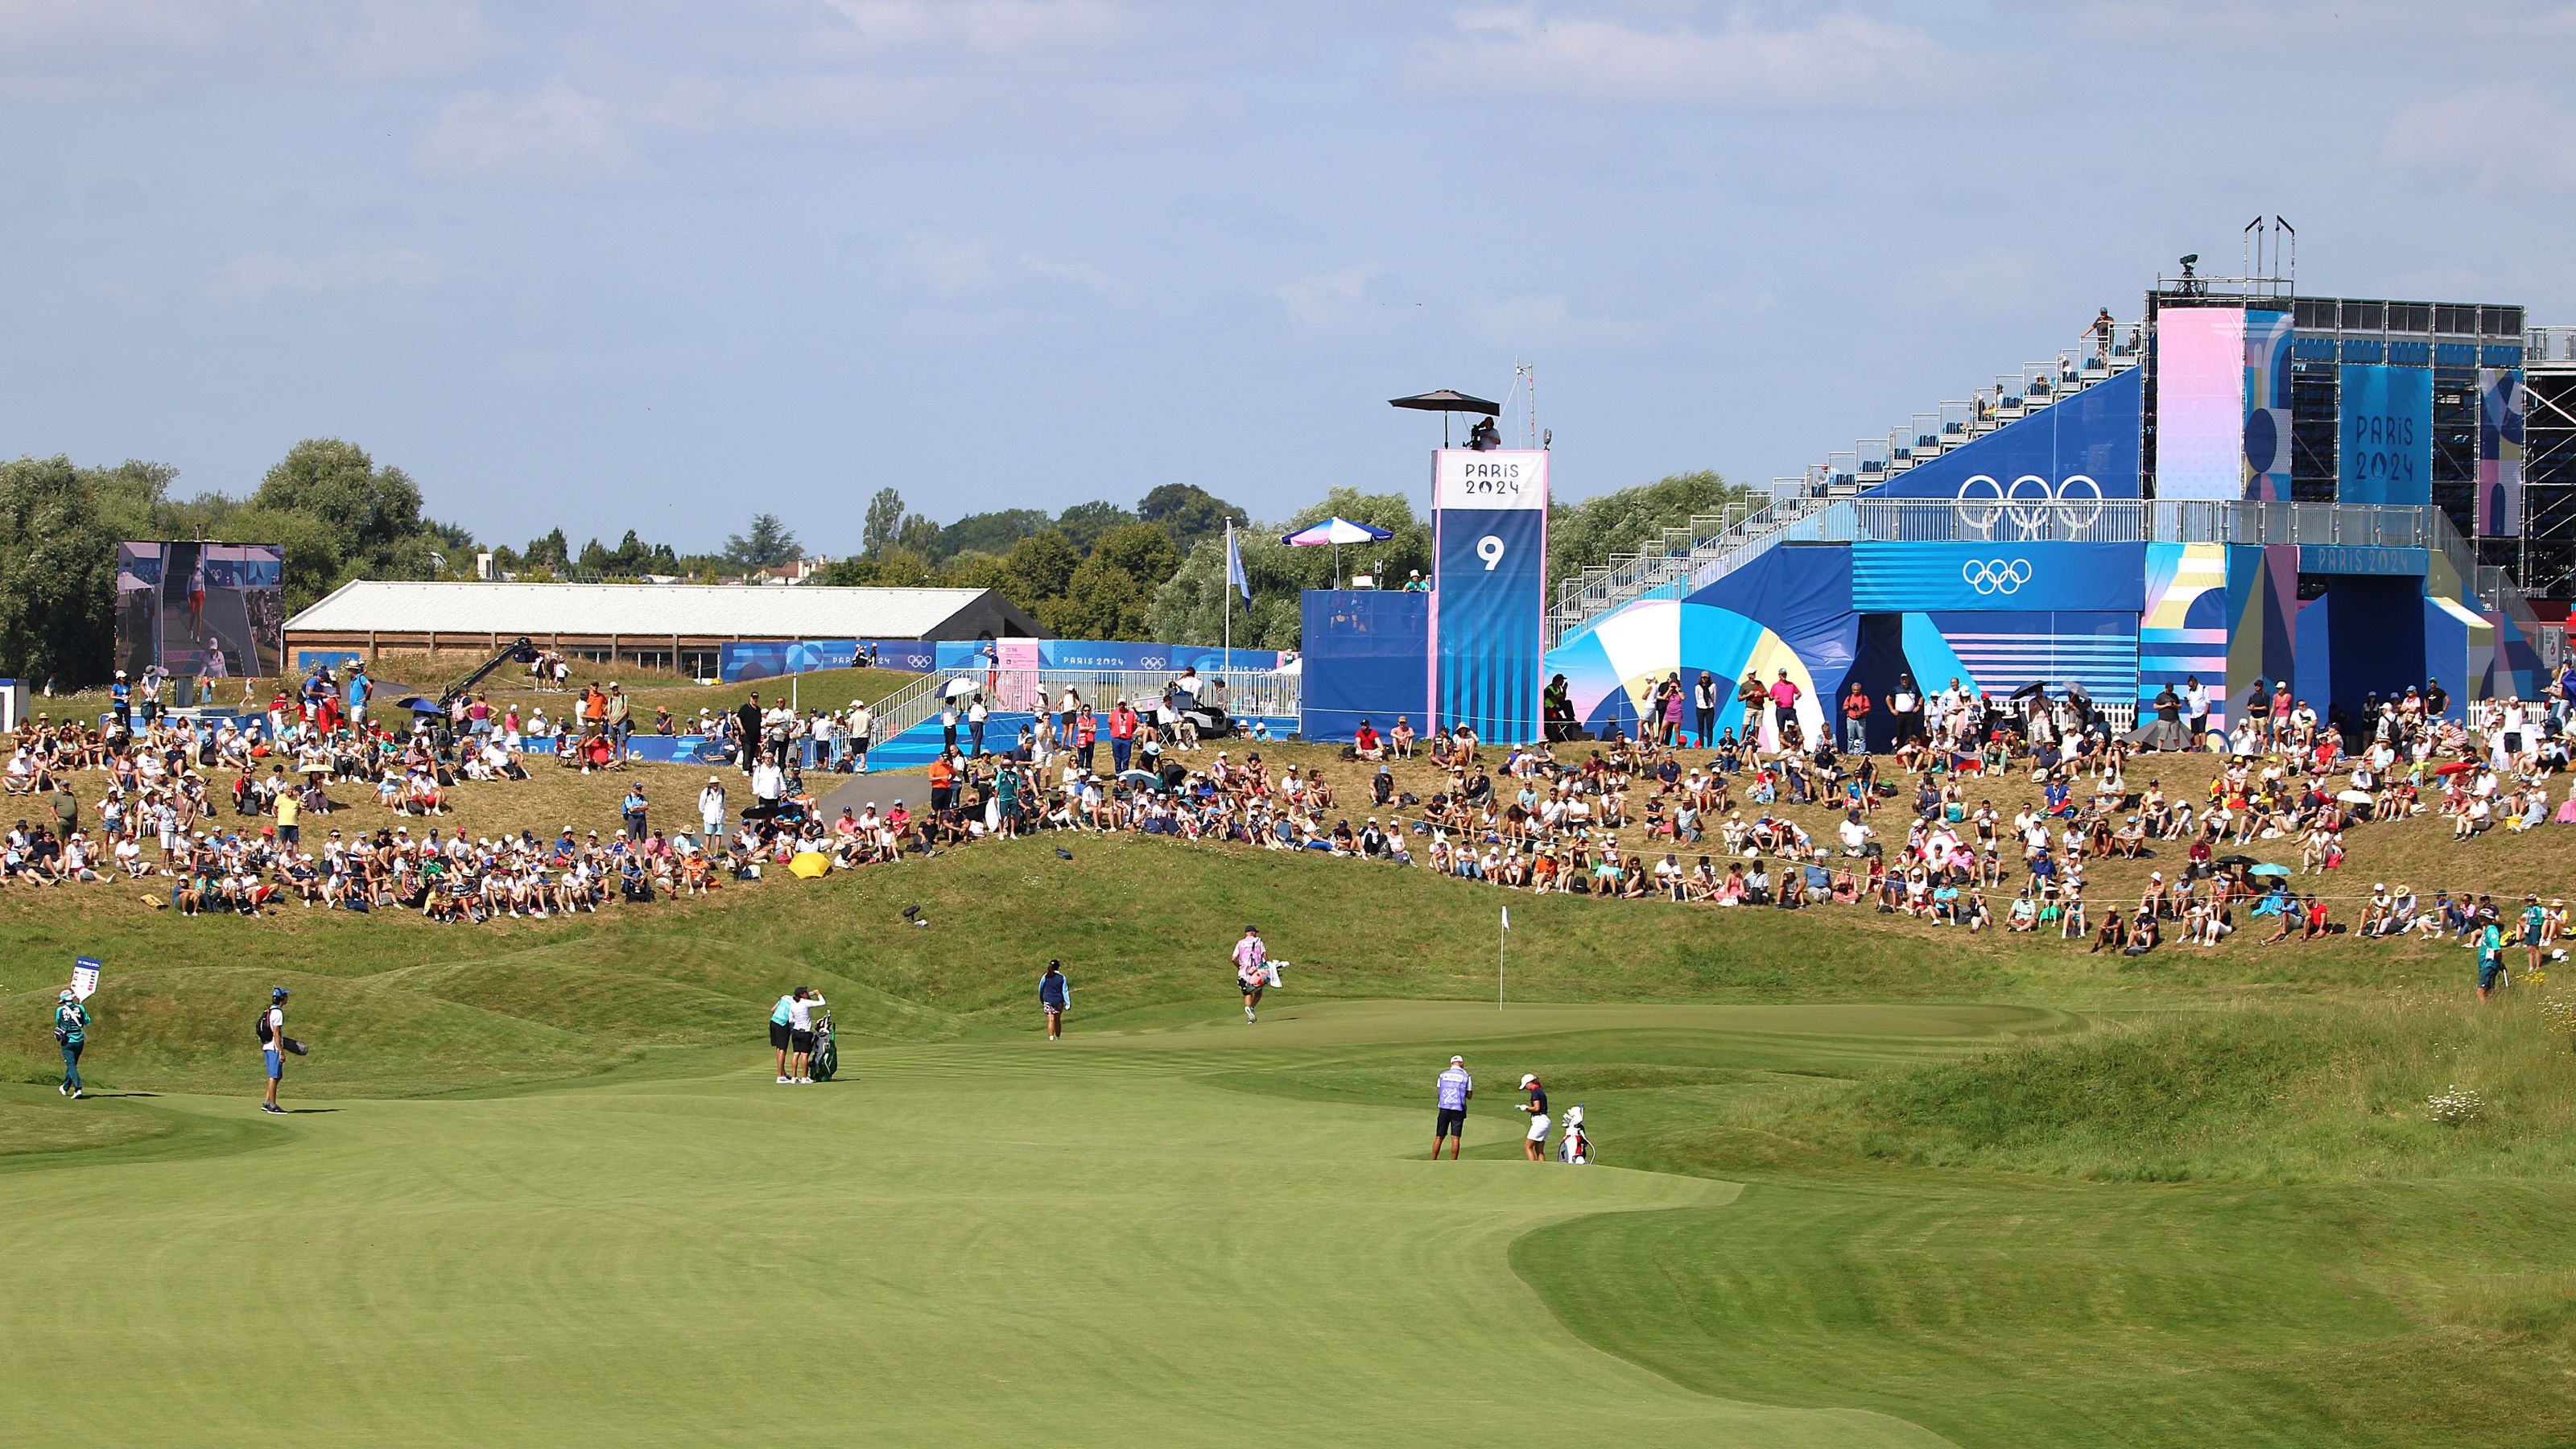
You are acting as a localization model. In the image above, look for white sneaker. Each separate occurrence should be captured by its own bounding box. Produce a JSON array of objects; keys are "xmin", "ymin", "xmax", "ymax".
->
[
  {"xmin": 57, "ymin": 1083, "xmax": 68, "ymax": 1096},
  {"xmin": 796, "ymin": 1076, "xmax": 811, "ymax": 1084},
  {"xmin": 69, "ymin": 1089, "xmax": 81, "ymax": 1100},
  {"xmin": 778, "ymin": 1075, "xmax": 791, "ymax": 1084},
  {"xmin": 1245, "ymin": 1009, "xmax": 1256, "ymax": 1023}
]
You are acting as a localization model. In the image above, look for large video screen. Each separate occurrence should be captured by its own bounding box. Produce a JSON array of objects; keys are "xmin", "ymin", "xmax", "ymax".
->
[{"xmin": 114, "ymin": 542, "xmax": 286, "ymax": 683}]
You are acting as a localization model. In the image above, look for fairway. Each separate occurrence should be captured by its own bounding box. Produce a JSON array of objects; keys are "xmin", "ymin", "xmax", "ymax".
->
[{"xmin": 0, "ymin": 1001, "xmax": 2032, "ymax": 1448}]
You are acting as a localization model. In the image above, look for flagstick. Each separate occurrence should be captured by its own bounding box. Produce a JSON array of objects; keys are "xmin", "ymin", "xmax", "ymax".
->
[
  {"xmin": 1498, "ymin": 913, "xmax": 1506, "ymax": 1010},
  {"xmin": 1223, "ymin": 521, "xmax": 1232, "ymax": 667}
]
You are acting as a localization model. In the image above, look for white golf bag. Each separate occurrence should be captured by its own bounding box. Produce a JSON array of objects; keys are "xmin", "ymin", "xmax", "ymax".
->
[{"xmin": 1556, "ymin": 1104, "xmax": 1591, "ymax": 1165}]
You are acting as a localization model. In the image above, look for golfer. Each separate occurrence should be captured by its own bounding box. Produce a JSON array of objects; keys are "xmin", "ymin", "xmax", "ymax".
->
[
  {"xmin": 1038, "ymin": 960, "xmax": 1071, "ymax": 1040},
  {"xmin": 1517, "ymin": 1073, "xmax": 1550, "ymax": 1162},
  {"xmin": 54, "ymin": 989, "xmax": 88, "ymax": 1099},
  {"xmin": 1233, "ymin": 926, "xmax": 1268, "ymax": 1023},
  {"xmin": 1433, "ymin": 1055, "xmax": 1472, "ymax": 1159},
  {"xmin": 770, "ymin": 990, "xmax": 798, "ymax": 1082},
  {"xmin": 258, "ymin": 986, "xmax": 291, "ymax": 1113},
  {"xmin": 786, "ymin": 988, "xmax": 827, "ymax": 1084}
]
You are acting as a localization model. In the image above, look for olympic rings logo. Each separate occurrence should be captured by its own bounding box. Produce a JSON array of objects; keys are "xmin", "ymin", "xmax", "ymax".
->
[
  {"xmin": 1960, "ymin": 558, "xmax": 2033, "ymax": 595},
  {"xmin": 1955, "ymin": 473, "xmax": 2103, "ymax": 538}
]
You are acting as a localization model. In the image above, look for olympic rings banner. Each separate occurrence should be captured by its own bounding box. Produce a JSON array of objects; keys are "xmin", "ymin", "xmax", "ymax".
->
[{"xmin": 1851, "ymin": 541, "xmax": 2145, "ymax": 613}]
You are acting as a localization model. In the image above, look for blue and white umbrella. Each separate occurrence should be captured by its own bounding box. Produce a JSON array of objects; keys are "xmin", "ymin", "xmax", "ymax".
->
[{"xmin": 1282, "ymin": 517, "xmax": 1394, "ymax": 587}]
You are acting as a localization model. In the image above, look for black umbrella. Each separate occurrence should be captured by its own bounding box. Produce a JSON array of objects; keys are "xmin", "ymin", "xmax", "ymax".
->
[
  {"xmin": 1390, "ymin": 388, "xmax": 1503, "ymax": 446},
  {"xmin": 2008, "ymin": 681, "xmax": 2046, "ymax": 702},
  {"xmin": 1388, "ymin": 389, "xmax": 1501, "ymax": 415},
  {"xmin": 2215, "ymin": 853, "xmax": 2259, "ymax": 867}
]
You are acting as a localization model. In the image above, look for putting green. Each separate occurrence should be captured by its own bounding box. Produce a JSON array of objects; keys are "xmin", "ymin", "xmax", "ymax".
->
[{"xmin": 0, "ymin": 1001, "xmax": 2032, "ymax": 1447}]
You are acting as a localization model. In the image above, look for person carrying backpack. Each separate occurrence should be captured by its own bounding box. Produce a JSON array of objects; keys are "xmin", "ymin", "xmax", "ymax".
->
[{"xmin": 54, "ymin": 989, "xmax": 89, "ymax": 1099}]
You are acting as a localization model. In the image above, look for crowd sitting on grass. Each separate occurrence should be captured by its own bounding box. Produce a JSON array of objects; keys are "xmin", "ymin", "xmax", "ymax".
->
[{"xmin": 9, "ymin": 658, "xmax": 2575, "ymax": 973}]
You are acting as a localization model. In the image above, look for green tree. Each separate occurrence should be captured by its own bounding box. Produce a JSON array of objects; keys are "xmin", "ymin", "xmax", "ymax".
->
[
  {"xmin": 897, "ymin": 514, "xmax": 942, "ymax": 557},
  {"xmin": 998, "ymin": 530, "xmax": 1082, "ymax": 614},
  {"xmin": 0, "ymin": 456, "xmax": 126, "ymax": 684},
  {"xmin": 1546, "ymin": 469, "xmax": 1744, "ymax": 588},
  {"xmin": 813, "ymin": 555, "xmax": 880, "ymax": 587},
  {"xmin": 873, "ymin": 548, "xmax": 936, "ymax": 588},
  {"xmin": 1050, "ymin": 522, "xmax": 1179, "ymax": 639},
  {"xmin": 723, "ymin": 514, "xmax": 801, "ymax": 571},
  {"xmin": 236, "ymin": 438, "xmax": 448, "ymax": 606},
  {"xmin": 1054, "ymin": 499, "xmax": 1137, "ymax": 554},
  {"xmin": 939, "ymin": 551, "xmax": 1009, "ymax": 593},
  {"xmin": 523, "ymin": 528, "xmax": 569, "ymax": 568},
  {"xmin": 862, "ymin": 489, "xmax": 906, "ymax": 559},
  {"xmin": 933, "ymin": 508, "xmax": 1051, "ymax": 562},
  {"xmin": 1136, "ymin": 483, "xmax": 1249, "ymax": 555}
]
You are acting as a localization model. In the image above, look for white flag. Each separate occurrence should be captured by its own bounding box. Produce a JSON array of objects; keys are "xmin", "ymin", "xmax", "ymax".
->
[{"xmin": 1501, "ymin": 906, "xmax": 1510, "ymax": 931}]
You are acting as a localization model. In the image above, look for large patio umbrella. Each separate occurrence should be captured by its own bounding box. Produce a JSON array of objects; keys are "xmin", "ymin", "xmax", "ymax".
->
[
  {"xmin": 1282, "ymin": 517, "xmax": 1394, "ymax": 587},
  {"xmin": 1389, "ymin": 388, "xmax": 1501, "ymax": 445}
]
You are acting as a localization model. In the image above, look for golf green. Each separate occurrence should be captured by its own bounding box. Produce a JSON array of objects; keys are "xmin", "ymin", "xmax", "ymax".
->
[{"xmin": 0, "ymin": 1001, "xmax": 2031, "ymax": 1447}]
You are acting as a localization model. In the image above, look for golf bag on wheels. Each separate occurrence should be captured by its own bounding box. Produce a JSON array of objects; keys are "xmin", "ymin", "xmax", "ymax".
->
[
  {"xmin": 809, "ymin": 1012, "xmax": 839, "ymax": 1083},
  {"xmin": 1556, "ymin": 1104, "xmax": 1591, "ymax": 1165}
]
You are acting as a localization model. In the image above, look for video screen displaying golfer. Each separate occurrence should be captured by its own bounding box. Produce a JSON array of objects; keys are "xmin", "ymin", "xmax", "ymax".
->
[
  {"xmin": 1233, "ymin": 925, "xmax": 1268, "ymax": 1023},
  {"xmin": 1517, "ymin": 1075, "xmax": 1550, "ymax": 1161},
  {"xmin": 1039, "ymin": 961, "xmax": 1070, "ymax": 1040},
  {"xmin": 1433, "ymin": 1055, "xmax": 1472, "ymax": 1159}
]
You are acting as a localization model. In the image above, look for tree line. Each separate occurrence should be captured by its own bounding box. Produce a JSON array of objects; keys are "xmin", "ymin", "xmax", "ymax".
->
[{"xmin": 1, "ymin": 433, "xmax": 1744, "ymax": 683}]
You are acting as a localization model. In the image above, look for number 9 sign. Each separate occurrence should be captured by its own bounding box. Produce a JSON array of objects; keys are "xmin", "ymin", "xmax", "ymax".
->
[{"xmin": 1476, "ymin": 535, "xmax": 1505, "ymax": 571}]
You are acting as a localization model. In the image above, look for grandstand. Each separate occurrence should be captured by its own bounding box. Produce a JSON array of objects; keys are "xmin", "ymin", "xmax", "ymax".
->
[{"xmin": 1488, "ymin": 268, "xmax": 2559, "ymax": 749}]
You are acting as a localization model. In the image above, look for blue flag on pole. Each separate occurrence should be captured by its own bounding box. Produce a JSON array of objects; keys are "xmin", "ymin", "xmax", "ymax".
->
[{"xmin": 1225, "ymin": 522, "xmax": 1250, "ymax": 601}]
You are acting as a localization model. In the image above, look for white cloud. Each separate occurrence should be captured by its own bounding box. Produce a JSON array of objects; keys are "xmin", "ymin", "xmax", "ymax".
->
[
  {"xmin": 815, "ymin": 0, "xmax": 1143, "ymax": 60},
  {"xmin": 881, "ymin": 231, "xmax": 1125, "ymax": 302},
  {"xmin": 2384, "ymin": 85, "xmax": 2576, "ymax": 193},
  {"xmin": 416, "ymin": 83, "xmax": 638, "ymax": 181},
  {"xmin": 334, "ymin": 0, "xmax": 496, "ymax": 80},
  {"xmin": 212, "ymin": 247, "xmax": 448, "ymax": 298},
  {"xmin": 1274, "ymin": 265, "xmax": 1389, "ymax": 329},
  {"xmin": 1418, "ymin": 6, "xmax": 1955, "ymax": 107}
]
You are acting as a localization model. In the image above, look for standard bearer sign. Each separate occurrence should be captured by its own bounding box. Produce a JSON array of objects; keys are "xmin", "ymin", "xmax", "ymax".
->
[
  {"xmin": 1430, "ymin": 449, "xmax": 1550, "ymax": 744},
  {"xmin": 72, "ymin": 956, "xmax": 101, "ymax": 1001}
]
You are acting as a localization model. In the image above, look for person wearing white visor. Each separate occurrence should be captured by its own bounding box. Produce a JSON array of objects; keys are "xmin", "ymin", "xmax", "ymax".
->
[{"xmin": 1517, "ymin": 1074, "xmax": 1550, "ymax": 1162}]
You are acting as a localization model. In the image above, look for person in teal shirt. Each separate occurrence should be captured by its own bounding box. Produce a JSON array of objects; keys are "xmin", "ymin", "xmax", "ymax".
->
[
  {"xmin": 2477, "ymin": 920, "xmax": 2508, "ymax": 1002},
  {"xmin": 53, "ymin": 989, "xmax": 88, "ymax": 1099},
  {"xmin": 769, "ymin": 993, "xmax": 797, "ymax": 1084},
  {"xmin": 2522, "ymin": 894, "xmax": 2550, "ymax": 978}
]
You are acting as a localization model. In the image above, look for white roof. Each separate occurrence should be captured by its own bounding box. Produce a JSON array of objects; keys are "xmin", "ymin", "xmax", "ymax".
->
[{"xmin": 287, "ymin": 580, "xmax": 1005, "ymax": 638}]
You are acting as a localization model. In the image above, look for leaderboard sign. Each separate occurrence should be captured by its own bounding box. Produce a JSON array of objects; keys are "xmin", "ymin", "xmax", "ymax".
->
[{"xmin": 1430, "ymin": 448, "xmax": 1549, "ymax": 744}]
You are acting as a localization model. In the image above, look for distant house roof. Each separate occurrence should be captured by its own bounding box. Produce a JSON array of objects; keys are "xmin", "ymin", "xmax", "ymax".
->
[{"xmin": 286, "ymin": 580, "xmax": 1042, "ymax": 641}]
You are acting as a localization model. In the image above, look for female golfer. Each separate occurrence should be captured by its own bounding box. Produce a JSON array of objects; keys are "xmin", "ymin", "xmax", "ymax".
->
[
  {"xmin": 1232, "ymin": 925, "xmax": 1267, "ymax": 1024},
  {"xmin": 1038, "ymin": 961, "xmax": 1070, "ymax": 1040},
  {"xmin": 786, "ymin": 988, "xmax": 827, "ymax": 1084},
  {"xmin": 1517, "ymin": 1073, "xmax": 1551, "ymax": 1162}
]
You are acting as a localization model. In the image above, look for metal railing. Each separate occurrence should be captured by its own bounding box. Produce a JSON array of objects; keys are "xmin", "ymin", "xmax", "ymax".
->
[
  {"xmin": 1550, "ymin": 497, "xmax": 2522, "ymax": 646},
  {"xmin": 884, "ymin": 667, "xmax": 1302, "ymax": 734},
  {"xmin": 2526, "ymin": 326, "xmax": 2576, "ymax": 363}
]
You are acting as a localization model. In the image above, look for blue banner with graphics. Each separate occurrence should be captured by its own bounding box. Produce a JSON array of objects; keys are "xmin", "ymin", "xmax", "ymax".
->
[
  {"xmin": 1431, "ymin": 506, "xmax": 1547, "ymax": 742},
  {"xmin": 1852, "ymin": 541, "xmax": 2145, "ymax": 614},
  {"xmin": 720, "ymin": 639, "xmax": 939, "ymax": 682},
  {"xmin": 2338, "ymin": 364, "xmax": 2433, "ymax": 506}
]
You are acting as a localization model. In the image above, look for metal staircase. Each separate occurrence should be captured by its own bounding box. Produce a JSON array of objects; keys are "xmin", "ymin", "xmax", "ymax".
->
[{"xmin": 1549, "ymin": 327, "xmax": 2145, "ymax": 647}]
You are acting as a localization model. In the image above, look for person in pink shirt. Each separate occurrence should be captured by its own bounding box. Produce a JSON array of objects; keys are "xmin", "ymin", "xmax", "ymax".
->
[
  {"xmin": 1767, "ymin": 671, "xmax": 1802, "ymax": 742},
  {"xmin": 1232, "ymin": 925, "xmax": 1269, "ymax": 1023}
]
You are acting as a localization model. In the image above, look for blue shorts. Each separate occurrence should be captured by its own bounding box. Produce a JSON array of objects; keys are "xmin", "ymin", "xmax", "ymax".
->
[
  {"xmin": 2479, "ymin": 957, "xmax": 2505, "ymax": 990},
  {"xmin": 264, "ymin": 1048, "xmax": 283, "ymax": 1080}
]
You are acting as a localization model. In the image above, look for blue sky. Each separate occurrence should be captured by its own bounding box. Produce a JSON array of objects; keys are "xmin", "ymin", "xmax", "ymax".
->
[{"xmin": 5, "ymin": 1, "xmax": 2572, "ymax": 555}]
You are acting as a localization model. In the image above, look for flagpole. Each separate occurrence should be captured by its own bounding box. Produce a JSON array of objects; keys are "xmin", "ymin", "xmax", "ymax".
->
[
  {"xmin": 1223, "ymin": 521, "xmax": 1232, "ymax": 666},
  {"xmin": 1498, "ymin": 906, "xmax": 1507, "ymax": 1009}
]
